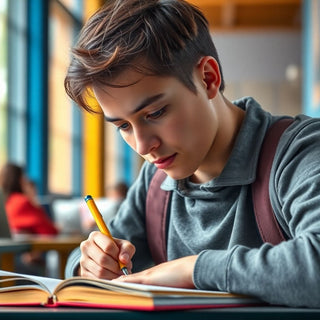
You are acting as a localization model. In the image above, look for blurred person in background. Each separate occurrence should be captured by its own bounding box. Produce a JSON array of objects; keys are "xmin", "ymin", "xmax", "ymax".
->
[
  {"xmin": 0, "ymin": 162, "xmax": 58, "ymax": 236},
  {"xmin": 105, "ymin": 182, "xmax": 128, "ymax": 200},
  {"xmin": 0, "ymin": 162, "xmax": 58, "ymax": 274}
]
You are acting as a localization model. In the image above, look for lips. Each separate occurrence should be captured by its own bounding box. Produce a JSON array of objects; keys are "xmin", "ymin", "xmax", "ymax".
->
[{"xmin": 153, "ymin": 154, "xmax": 176, "ymax": 170}]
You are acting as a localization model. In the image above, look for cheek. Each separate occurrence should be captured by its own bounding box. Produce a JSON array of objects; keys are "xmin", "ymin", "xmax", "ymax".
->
[
  {"xmin": 162, "ymin": 117, "xmax": 187, "ymax": 143},
  {"xmin": 120, "ymin": 132, "xmax": 136, "ymax": 151}
]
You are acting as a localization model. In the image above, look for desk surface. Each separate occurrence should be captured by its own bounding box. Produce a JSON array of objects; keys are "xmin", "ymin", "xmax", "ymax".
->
[
  {"xmin": 27, "ymin": 235, "xmax": 84, "ymax": 250},
  {"xmin": 0, "ymin": 239, "xmax": 31, "ymax": 271},
  {"xmin": 0, "ymin": 236, "xmax": 83, "ymax": 278},
  {"xmin": 0, "ymin": 239, "xmax": 31, "ymax": 252},
  {"xmin": 0, "ymin": 235, "xmax": 84, "ymax": 249},
  {"xmin": 0, "ymin": 306, "xmax": 319, "ymax": 320}
]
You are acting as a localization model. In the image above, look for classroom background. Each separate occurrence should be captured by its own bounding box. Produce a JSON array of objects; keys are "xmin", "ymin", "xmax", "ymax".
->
[{"xmin": 0, "ymin": 0, "xmax": 319, "ymax": 207}]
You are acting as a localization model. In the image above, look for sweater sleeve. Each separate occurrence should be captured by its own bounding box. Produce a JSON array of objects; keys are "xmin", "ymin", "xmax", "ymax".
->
[
  {"xmin": 65, "ymin": 247, "xmax": 81, "ymax": 278},
  {"xmin": 194, "ymin": 117, "xmax": 320, "ymax": 308}
]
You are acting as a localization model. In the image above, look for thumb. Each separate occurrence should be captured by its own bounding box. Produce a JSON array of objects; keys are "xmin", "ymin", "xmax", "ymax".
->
[{"xmin": 114, "ymin": 238, "xmax": 136, "ymax": 265}]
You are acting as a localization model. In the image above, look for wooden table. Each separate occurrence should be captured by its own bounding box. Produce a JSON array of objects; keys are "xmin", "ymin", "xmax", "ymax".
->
[
  {"xmin": 28, "ymin": 235, "xmax": 84, "ymax": 279},
  {"xmin": 0, "ymin": 236, "xmax": 83, "ymax": 278},
  {"xmin": 0, "ymin": 239, "xmax": 31, "ymax": 272}
]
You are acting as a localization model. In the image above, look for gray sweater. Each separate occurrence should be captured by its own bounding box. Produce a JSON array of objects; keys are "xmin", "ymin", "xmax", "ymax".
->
[{"xmin": 65, "ymin": 97, "xmax": 320, "ymax": 307}]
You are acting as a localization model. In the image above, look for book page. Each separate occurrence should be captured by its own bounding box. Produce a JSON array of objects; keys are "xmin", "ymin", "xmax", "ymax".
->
[
  {"xmin": 0, "ymin": 270, "xmax": 261, "ymax": 309},
  {"xmin": 0, "ymin": 270, "xmax": 228, "ymax": 297},
  {"xmin": 0, "ymin": 270, "xmax": 61, "ymax": 294},
  {"xmin": 108, "ymin": 281, "xmax": 233, "ymax": 295},
  {"xmin": 54, "ymin": 276, "xmax": 241, "ymax": 298},
  {"xmin": 53, "ymin": 278, "xmax": 261, "ymax": 310}
]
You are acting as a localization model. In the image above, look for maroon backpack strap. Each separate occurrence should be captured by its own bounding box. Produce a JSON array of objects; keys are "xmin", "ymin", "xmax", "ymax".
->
[
  {"xmin": 252, "ymin": 118, "xmax": 294, "ymax": 245},
  {"xmin": 146, "ymin": 169, "xmax": 171, "ymax": 264}
]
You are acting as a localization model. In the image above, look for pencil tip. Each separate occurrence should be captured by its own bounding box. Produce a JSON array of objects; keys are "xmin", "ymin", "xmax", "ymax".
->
[{"xmin": 122, "ymin": 267, "xmax": 129, "ymax": 276}]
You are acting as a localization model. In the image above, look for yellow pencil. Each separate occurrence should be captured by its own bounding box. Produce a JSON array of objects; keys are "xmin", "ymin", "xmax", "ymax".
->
[{"xmin": 84, "ymin": 195, "xmax": 129, "ymax": 276}]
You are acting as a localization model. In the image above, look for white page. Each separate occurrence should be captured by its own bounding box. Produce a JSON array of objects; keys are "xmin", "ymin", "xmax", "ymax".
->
[
  {"xmin": 0, "ymin": 270, "xmax": 233, "ymax": 297},
  {"xmin": 0, "ymin": 270, "xmax": 61, "ymax": 293},
  {"xmin": 0, "ymin": 269, "xmax": 231, "ymax": 296}
]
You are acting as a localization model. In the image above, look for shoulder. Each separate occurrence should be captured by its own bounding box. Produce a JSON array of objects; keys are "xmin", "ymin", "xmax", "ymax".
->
[
  {"xmin": 270, "ymin": 116, "xmax": 320, "ymax": 231},
  {"xmin": 276, "ymin": 115, "xmax": 320, "ymax": 166},
  {"xmin": 6, "ymin": 193, "xmax": 30, "ymax": 210},
  {"xmin": 284, "ymin": 115, "xmax": 320, "ymax": 139}
]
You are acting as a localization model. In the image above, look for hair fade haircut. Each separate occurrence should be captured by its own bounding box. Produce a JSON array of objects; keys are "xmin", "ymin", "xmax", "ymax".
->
[{"xmin": 64, "ymin": 0, "xmax": 225, "ymax": 113}]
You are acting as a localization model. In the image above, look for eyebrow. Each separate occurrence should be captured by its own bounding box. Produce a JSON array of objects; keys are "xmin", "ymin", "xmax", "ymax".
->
[{"xmin": 104, "ymin": 93, "xmax": 165, "ymax": 122}]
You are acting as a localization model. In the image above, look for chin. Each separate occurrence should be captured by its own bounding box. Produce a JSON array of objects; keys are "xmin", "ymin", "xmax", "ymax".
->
[{"xmin": 164, "ymin": 169, "xmax": 193, "ymax": 181}]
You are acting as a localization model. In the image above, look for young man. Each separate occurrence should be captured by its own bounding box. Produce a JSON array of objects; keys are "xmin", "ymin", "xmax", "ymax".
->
[{"xmin": 64, "ymin": 0, "xmax": 320, "ymax": 307}]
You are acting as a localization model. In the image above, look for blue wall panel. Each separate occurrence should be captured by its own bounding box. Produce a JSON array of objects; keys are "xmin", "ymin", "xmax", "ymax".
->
[{"xmin": 26, "ymin": 0, "xmax": 49, "ymax": 195}]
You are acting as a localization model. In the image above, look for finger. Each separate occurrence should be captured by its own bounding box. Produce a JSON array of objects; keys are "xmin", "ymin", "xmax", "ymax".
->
[
  {"xmin": 91, "ymin": 231, "xmax": 121, "ymax": 258},
  {"xmin": 80, "ymin": 256, "xmax": 120, "ymax": 279},
  {"xmin": 80, "ymin": 248, "xmax": 121, "ymax": 279},
  {"xmin": 114, "ymin": 238, "xmax": 136, "ymax": 266},
  {"xmin": 113, "ymin": 271, "xmax": 146, "ymax": 284},
  {"xmin": 84, "ymin": 247, "xmax": 120, "ymax": 274},
  {"xmin": 93, "ymin": 235, "xmax": 133, "ymax": 274},
  {"xmin": 85, "ymin": 232, "xmax": 121, "ymax": 268},
  {"xmin": 80, "ymin": 234, "xmax": 121, "ymax": 277}
]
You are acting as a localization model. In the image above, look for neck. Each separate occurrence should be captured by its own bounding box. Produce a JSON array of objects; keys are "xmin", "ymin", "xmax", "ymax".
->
[{"xmin": 191, "ymin": 96, "xmax": 245, "ymax": 184}]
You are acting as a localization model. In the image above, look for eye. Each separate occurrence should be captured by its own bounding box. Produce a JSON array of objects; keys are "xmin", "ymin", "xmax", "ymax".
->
[
  {"xmin": 147, "ymin": 106, "xmax": 167, "ymax": 120},
  {"xmin": 116, "ymin": 122, "xmax": 130, "ymax": 132}
]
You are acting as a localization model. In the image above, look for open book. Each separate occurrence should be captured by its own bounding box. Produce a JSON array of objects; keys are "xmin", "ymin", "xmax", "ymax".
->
[{"xmin": 0, "ymin": 270, "xmax": 262, "ymax": 311}]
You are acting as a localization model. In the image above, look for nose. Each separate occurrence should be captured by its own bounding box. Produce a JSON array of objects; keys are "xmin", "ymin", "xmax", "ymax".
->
[{"xmin": 132, "ymin": 125, "xmax": 160, "ymax": 156}]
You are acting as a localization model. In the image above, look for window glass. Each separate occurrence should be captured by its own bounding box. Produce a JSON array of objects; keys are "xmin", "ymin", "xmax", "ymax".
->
[
  {"xmin": 59, "ymin": 0, "xmax": 75, "ymax": 12},
  {"xmin": 0, "ymin": 0, "xmax": 7, "ymax": 166},
  {"xmin": 7, "ymin": 0, "xmax": 27, "ymax": 165},
  {"xmin": 48, "ymin": 0, "xmax": 78, "ymax": 194}
]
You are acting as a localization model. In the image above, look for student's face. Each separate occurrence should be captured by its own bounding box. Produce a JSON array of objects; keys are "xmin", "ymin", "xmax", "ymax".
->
[{"xmin": 94, "ymin": 59, "xmax": 221, "ymax": 181}]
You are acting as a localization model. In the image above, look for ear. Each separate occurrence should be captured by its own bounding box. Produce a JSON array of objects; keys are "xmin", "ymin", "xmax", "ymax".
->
[{"xmin": 196, "ymin": 56, "xmax": 221, "ymax": 99}]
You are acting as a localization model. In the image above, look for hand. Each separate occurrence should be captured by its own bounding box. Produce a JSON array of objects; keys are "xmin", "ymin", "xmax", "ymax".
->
[
  {"xmin": 79, "ymin": 231, "xmax": 135, "ymax": 279},
  {"xmin": 115, "ymin": 255, "xmax": 198, "ymax": 289}
]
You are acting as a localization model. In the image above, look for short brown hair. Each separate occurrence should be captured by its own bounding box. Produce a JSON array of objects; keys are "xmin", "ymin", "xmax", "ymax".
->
[{"xmin": 64, "ymin": 0, "xmax": 225, "ymax": 113}]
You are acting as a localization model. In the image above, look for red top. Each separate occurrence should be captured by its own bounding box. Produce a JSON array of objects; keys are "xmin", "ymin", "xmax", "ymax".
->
[{"xmin": 5, "ymin": 193, "xmax": 58, "ymax": 235}]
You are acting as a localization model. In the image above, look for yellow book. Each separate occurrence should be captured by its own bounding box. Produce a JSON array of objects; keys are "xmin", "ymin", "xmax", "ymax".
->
[{"xmin": 0, "ymin": 270, "xmax": 261, "ymax": 311}]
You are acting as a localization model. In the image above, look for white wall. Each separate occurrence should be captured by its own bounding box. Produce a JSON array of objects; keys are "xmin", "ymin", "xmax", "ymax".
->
[{"xmin": 213, "ymin": 30, "xmax": 302, "ymax": 116}]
